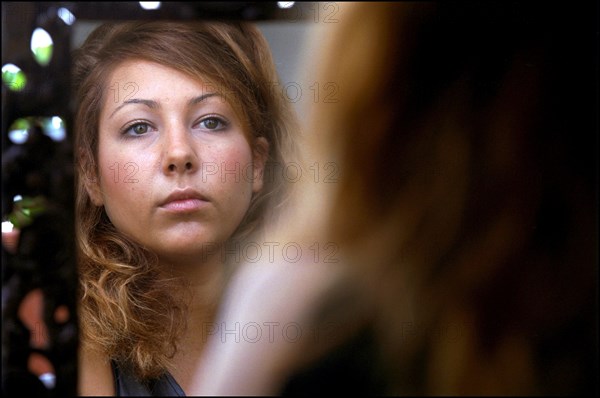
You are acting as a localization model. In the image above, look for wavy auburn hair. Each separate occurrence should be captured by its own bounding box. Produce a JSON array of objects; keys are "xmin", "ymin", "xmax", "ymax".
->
[{"xmin": 73, "ymin": 21, "xmax": 297, "ymax": 380}]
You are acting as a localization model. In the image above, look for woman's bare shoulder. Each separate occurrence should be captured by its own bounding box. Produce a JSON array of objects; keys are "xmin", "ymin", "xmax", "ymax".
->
[{"xmin": 78, "ymin": 345, "xmax": 115, "ymax": 396}]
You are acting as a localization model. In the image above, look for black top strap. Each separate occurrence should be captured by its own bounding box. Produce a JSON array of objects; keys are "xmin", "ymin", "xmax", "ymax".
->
[{"xmin": 111, "ymin": 361, "xmax": 185, "ymax": 396}]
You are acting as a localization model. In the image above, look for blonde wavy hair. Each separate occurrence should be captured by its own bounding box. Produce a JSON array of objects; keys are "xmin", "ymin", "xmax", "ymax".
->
[{"xmin": 73, "ymin": 21, "xmax": 298, "ymax": 380}]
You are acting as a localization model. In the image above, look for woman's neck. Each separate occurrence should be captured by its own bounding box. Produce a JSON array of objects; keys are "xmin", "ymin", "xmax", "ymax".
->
[{"xmin": 158, "ymin": 248, "xmax": 227, "ymax": 394}]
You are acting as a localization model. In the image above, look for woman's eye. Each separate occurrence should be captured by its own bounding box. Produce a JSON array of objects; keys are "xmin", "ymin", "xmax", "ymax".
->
[
  {"xmin": 124, "ymin": 122, "xmax": 151, "ymax": 136},
  {"xmin": 198, "ymin": 117, "xmax": 227, "ymax": 131}
]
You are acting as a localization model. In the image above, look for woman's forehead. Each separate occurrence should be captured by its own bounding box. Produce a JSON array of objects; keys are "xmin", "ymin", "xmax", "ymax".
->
[
  {"xmin": 100, "ymin": 59, "xmax": 255, "ymax": 138},
  {"xmin": 102, "ymin": 61, "xmax": 227, "ymax": 107}
]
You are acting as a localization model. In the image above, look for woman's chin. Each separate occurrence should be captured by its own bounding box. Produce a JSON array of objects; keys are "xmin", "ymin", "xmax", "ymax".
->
[{"xmin": 154, "ymin": 238, "xmax": 229, "ymax": 264}]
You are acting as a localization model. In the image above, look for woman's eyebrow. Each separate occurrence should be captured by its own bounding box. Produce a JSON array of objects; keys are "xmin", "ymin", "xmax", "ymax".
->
[
  {"xmin": 109, "ymin": 93, "xmax": 222, "ymax": 119},
  {"xmin": 110, "ymin": 99, "xmax": 159, "ymax": 119},
  {"xmin": 187, "ymin": 92, "xmax": 220, "ymax": 106}
]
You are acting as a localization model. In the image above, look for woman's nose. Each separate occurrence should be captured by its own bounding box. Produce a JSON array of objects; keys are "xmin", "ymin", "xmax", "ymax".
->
[{"xmin": 162, "ymin": 126, "xmax": 199, "ymax": 175}]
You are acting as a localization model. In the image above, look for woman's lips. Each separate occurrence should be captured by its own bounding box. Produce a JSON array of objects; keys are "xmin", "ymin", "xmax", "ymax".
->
[
  {"xmin": 159, "ymin": 188, "xmax": 209, "ymax": 213},
  {"xmin": 160, "ymin": 198, "xmax": 207, "ymax": 212}
]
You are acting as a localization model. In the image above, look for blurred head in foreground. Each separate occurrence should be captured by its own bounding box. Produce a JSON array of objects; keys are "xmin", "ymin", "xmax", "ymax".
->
[{"xmin": 286, "ymin": 2, "xmax": 597, "ymax": 395}]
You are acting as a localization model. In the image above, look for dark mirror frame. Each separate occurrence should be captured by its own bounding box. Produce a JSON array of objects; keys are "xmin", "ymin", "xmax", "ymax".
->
[{"xmin": 1, "ymin": 2, "xmax": 317, "ymax": 395}]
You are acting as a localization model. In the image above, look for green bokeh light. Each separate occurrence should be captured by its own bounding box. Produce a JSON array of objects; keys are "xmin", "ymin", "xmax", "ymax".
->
[
  {"xmin": 31, "ymin": 28, "xmax": 53, "ymax": 66},
  {"xmin": 32, "ymin": 45, "xmax": 53, "ymax": 66},
  {"xmin": 2, "ymin": 64, "xmax": 27, "ymax": 92}
]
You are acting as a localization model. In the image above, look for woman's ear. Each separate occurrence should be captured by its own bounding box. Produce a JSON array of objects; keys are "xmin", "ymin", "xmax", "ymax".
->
[
  {"xmin": 251, "ymin": 137, "xmax": 269, "ymax": 194},
  {"xmin": 78, "ymin": 149, "xmax": 104, "ymax": 206}
]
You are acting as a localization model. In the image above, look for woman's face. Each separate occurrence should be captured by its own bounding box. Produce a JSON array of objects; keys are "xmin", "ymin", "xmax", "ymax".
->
[{"xmin": 87, "ymin": 60, "xmax": 266, "ymax": 265}]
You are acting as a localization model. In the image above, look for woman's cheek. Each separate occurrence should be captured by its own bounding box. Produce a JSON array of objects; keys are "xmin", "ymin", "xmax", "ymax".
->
[
  {"xmin": 213, "ymin": 143, "xmax": 254, "ymax": 182},
  {"xmin": 97, "ymin": 153, "xmax": 153, "ymax": 215}
]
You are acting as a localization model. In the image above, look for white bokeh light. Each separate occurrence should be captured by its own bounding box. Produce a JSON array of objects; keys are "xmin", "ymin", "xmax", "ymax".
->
[{"xmin": 139, "ymin": 2, "xmax": 161, "ymax": 10}]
